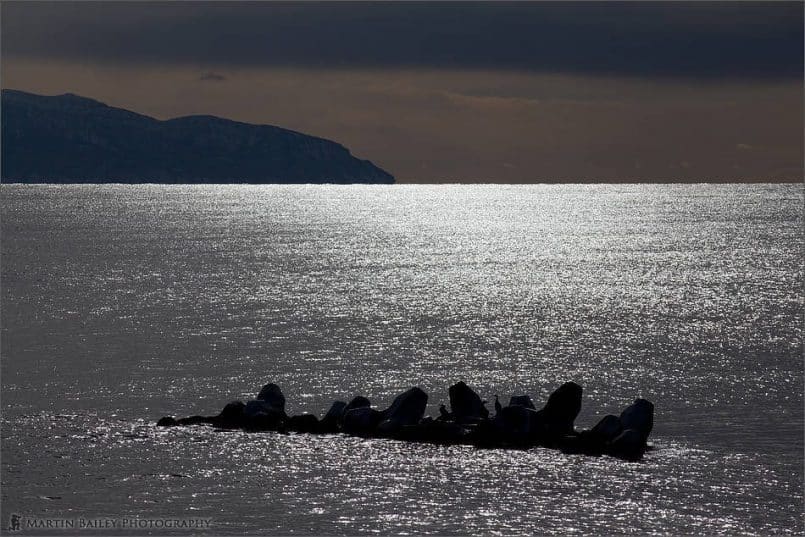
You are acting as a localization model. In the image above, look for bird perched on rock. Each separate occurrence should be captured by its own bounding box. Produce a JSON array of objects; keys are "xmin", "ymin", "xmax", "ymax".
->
[
  {"xmin": 439, "ymin": 403, "xmax": 450, "ymax": 419},
  {"xmin": 494, "ymin": 395, "xmax": 502, "ymax": 414}
]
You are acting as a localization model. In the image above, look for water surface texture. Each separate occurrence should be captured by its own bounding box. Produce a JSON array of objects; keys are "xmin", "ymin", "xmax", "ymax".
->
[{"xmin": 2, "ymin": 184, "xmax": 802, "ymax": 534}]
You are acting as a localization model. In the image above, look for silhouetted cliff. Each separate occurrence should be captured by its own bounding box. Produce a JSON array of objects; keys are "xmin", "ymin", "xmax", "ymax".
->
[{"xmin": 1, "ymin": 90, "xmax": 394, "ymax": 184}]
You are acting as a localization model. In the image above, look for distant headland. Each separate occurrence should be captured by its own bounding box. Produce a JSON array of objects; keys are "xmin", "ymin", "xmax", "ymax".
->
[{"xmin": 0, "ymin": 90, "xmax": 394, "ymax": 184}]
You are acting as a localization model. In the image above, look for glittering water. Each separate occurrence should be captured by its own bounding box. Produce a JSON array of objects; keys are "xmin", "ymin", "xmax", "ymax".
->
[{"xmin": 1, "ymin": 184, "xmax": 802, "ymax": 535}]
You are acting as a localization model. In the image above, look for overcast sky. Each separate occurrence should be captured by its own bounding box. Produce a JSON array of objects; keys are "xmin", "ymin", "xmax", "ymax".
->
[{"xmin": 2, "ymin": 1, "xmax": 802, "ymax": 182}]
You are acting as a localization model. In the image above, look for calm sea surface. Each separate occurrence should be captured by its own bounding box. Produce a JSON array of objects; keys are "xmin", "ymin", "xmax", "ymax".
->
[{"xmin": 1, "ymin": 184, "xmax": 803, "ymax": 535}]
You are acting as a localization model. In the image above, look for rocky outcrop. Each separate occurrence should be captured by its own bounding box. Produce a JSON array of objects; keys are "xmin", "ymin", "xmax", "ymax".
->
[
  {"xmin": 341, "ymin": 407, "xmax": 384, "ymax": 437},
  {"xmin": 448, "ymin": 382, "xmax": 489, "ymax": 424},
  {"xmin": 376, "ymin": 387, "xmax": 428, "ymax": 437},
  {"xmin": 285, "ymin": 414, "xmax": 320, "ymax": 434},
  {"xmin": 493, "ymin": 404, "xmax": 544, "ymax": 447},
  {"xmin": 619, "ymin": 398, "xmax": 654, "ymax": 441},
  {"xmin": 214, "ymin": 401, "xmax": 247, "ymax": 429},
  {"xmin": 541, "ymin": 381, "xmax": 583, "ymax": 439},
  {"xmin": 508, "ymin": 395, "xmax": 536, "ymax": 409},
  {"xmin": 562, "ymin": 414, "xmax": 622, "ymax": 456},
  {"xmin": 256, "ymin": 383, "xmax": 287, "ymax": 415},
  {"xmin": 318, "ymin": 401, "xmax": 347, "ymax": 433},
  {"xmin": 1, "ymin": 89, "xmax": 395, "ymax": 184},
  {"xmin": 343, "ymin": 396, "xmax": 371, "ymax": 414},
  {"xmin": 156, "ymin": 381, "xmax": 655, "ymax": 461},
  {"xmin": 242, "ymin": 400, "xmax": 285, "ymax": 431}
]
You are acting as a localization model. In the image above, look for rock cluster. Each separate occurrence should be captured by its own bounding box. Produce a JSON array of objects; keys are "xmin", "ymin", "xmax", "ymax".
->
[{"xmin": 157, "ymin": 381, "xmax": 654, "ymax": 461}]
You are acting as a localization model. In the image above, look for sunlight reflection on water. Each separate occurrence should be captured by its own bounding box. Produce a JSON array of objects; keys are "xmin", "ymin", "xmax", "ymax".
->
[{"xmin": 1, "ymin": 184, "xmax": 802, "ymax": 534}]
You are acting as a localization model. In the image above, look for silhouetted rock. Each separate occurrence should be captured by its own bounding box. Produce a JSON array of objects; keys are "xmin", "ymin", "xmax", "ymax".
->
[
  {"xmin": 344, "ymin": 396, "xmax": 371, "ymax": 414},
  {"xmin": 608, "ymin": 429, "xmax": 646, "ymax": 461},
  {"xmin": 153, "ymin": 381, "xmax": 654, "ymax": 462},
  {"xmin": 246, "ymin": 412, "xmax": 285, "ymax": 431},
  {"xmin": 449, "ymin": 382, "xmax": 489, "ymax": 424},
  {"xmin": 563, "ymin": 415, "xmax": 622, "ymax": 456},
  {"xmin": 377, "ymin": 387, "xmax": 428, "ymax": 436},
  {"xmin": 467, "ymin": 418, "xmax": 502, "ymax": 448},
  {"xmin": 177, "ymin": 415, "xmax": 214, "ymax": 426},
  {"xmin": 508, "ymin": 395, "xmax": 536, "ymax": 409},
  {"xmin": 397, "ymin": 420, "xmax": 469, "ymax": 445},
  {"xmin": 256, "ymin": 383, "xmax": 287, "ymax": 414},
  {"xmin": 286, "ymin": 414, "xmax": 320, "ymax": 433},
  {"xmin": 619, "ymin": 399, "xmax": 654, "ymax": 441},
  {"xmin": 591, "ymin": 414, "xmax": 623, "ymax": 442},
  {"xmin": 542, "ymin": 382, "xmax": 583, "ymax": 438},
  {"xmin": 214, "ymin": 401, "xmax": 246, "ymax": 429},
  {"xmin": 383, "ymin": 387, "xmax": 428, "ymax": 424},
  {"xmin": 318, "ymin": 401, "xmax": 347, "ymax": 433},
  {"xmin": 558, "ymin": 433, "xmax": 595, "ymax": 455},
  {"xmin": 242, "ymin": 400, "xmax": 286, "ymax": 431},
  {"xmin": 244, "ymin": 399, "xmax": 274, "ymax": 418},
  {"xmin": 340, "ymin": 396, "xmax": 372, "ymax": 429},
  {"xmin": 156, "ymin": 416, "xmax": 177, "ymax": 427},
  {"xmin": 1, "ymin": 89, "xmax": 395, "ymax": 184},
  {"xmin": 341, "ymin": 407, "xmax": 384, "ymax": 437},
  {"xmin": 495, "ymin": 405, "xmax": 544, "ymax": 446}
]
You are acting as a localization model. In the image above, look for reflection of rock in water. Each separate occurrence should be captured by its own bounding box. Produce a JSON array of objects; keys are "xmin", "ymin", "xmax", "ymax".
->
[{"xmin": 157, "ymin": 381, "xmax": 654, "ymax": 461}]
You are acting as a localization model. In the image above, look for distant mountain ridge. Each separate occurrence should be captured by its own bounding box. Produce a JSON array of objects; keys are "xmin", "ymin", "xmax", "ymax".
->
[{"xmin": 0, "ymin": 90, "xmax": 394, "ymax": 184}]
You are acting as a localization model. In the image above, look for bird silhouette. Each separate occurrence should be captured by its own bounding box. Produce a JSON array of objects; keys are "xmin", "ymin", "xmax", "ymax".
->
[
  {"xmin": 439, "ymin": 403, "xmax": 450, "ymax": 419},
  {"xmin": 494, "ymin": 394, "xmax": 502, "ymax": 413}
]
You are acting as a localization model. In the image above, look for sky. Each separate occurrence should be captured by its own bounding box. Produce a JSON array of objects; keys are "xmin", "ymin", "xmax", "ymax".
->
[{"xmin": 2, "ymin": 1, "xmax": 802, "ymax": 183}]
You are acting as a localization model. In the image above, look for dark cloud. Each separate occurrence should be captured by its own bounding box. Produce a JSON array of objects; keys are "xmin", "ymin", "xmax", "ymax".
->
[
  {"xmin": 199, "ymin": 72, "xmax": 226, "ymax": 82},
  {"xmin": 1, "ymin": 1, "xmax": 802, "ymax": 80}
]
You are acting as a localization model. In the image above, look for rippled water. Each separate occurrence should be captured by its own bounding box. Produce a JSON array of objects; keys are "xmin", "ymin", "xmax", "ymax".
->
[{"xmin": 1, "ymin": 184, "xmax": 802, "ymax": 534}]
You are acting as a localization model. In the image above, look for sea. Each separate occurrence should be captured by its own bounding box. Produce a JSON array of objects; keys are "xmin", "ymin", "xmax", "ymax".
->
[{"xmin": 1, "ymin": 184, "xmax": 802, "ymax": 535}]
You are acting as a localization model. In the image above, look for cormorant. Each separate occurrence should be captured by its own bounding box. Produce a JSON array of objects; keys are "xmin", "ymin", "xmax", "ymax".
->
[
  {"xmin": 439, "ymin": 404, "xmax": 450, "ymax": 419},
  {"xmin": 494, "ymin": 394, "xmax": 502, "ymax": 414}
]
